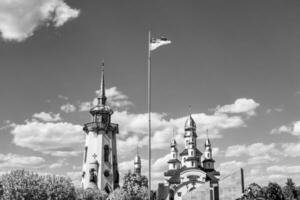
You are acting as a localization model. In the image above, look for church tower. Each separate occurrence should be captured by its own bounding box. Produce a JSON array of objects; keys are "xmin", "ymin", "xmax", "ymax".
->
[
  {"xmin": 203, "ymin": 131, "xmax": 215, "ymax": 171},
  {"xmin": 82, "ymin": 63, "xmax": 119, "ymax": 193},
  {"xmin": 134, "ymin": 147, "xmax": 141, "ymax": 176}
]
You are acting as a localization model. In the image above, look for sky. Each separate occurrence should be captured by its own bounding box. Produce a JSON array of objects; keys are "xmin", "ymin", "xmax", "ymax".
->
[{"xmin": 1, "ymin": 0, "xmax": 300, "ymax": 190}]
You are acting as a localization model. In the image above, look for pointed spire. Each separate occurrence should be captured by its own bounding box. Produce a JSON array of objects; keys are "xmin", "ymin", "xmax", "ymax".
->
[
  {"xmin": 205, "ymin": 129, "xmax": 211, "ymax": 147},
  {"xmin": 98, "ymin": 61, "xmax": 107, "ymax": 105}
]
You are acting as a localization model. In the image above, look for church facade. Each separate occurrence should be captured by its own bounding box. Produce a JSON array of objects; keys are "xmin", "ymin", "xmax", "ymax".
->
[
  {"xmin": 157, "ymin": 114, "xmax": 220, "ymax": 200},
  {"xmin": 81, "ymin": 64, "xmax": 119, "ymax": 193}
]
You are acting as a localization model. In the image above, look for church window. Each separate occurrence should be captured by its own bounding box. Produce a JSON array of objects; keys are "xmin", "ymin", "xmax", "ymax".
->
[
  {"xmin": 84, "ymin": 146, "xmax": 88, "ymax": 163},
  {"xmin": 104, "ymin": 145, "xmax": 109, "ymax": 162},
  {"xmin": 192, "ymin": 161, "xmax": 194, "ymax": 167},
  {"xmin": 173, "ymin": 154, "xmax": 175, "ymax": 158},
  {"xmin": 173, "ymin": 163, "xmax": 175, "ymax": 168},
  {"xmin": 191, "ymin": 151, "xmax": 194, "ymax": 156}
]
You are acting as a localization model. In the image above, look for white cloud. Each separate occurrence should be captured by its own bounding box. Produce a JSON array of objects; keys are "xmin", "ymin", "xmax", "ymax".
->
[
  {"xmin": 49, "ymin": 159, "xmax": 67, "ymax": 169},
  {"xmin": 79, "ymin": 87, "xmax": 133, "ymax": 112},
  {"xmin": 271, "ymin": 121, "xmax": 300, "ymax": 137},
  {"xmin": 60, "ymin": 103, "xmax": 76, "ymax": 113},
  {"xmin": 58, "ymin": 95, "xmax": 69, "ymax": 101},
  {"xmin": 33, "ymin": 112, "xmax": 62, "ymax": 122},
  {"xmin": 282, "ymin": 143, "xmax": 300, "ymax": 157},
  {"xmin": 218, "ymin": 160, "xmax": 246, "ymax": 175},
  {"xmin": 225, "ymin": 143, "xmax": 278, "ymax": 157},
  {"xmin": 11, "ymin": 121, "xmax": 84, "ymax": 157},
  {"xmin": 267, "ymin": 165, "xmax": 300, "ymax": 174},
  {"xmin": 247, "ymin": 155, "xmax": 279, "ymax": 165},
  {"xmin": 0, "ymin": 0, "xmax": 80, "ymax": 42},
  {"xmin": 225, "ymin": 145, "xmax": 247, "ymax": 157},
  {"xmin": 0, "ymin": 153, "xmax": 45, "ymax": 169},
  {"xmin": 215, "ymin": 98, "xmax": 260, "ymax": 116}
]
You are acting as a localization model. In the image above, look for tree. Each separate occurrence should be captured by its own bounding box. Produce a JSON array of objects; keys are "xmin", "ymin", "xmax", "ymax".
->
[
  {"xmin": 122, "ymin": 172, "xmax": 148, "ymax": 198},
  {"xmin": 265, "ymin": 182, "xmax": 285, "ymax": 200},
  {"xmin": 243, "ymin": 183, "xmax": 265, "ymax": 199},
  {"xmin": 283, "ymin": 178, "xmax": 298, "ymax": 200},
  {"xmin": 0, "ymin": 170, "xmax": 76, "ymax": 200}
]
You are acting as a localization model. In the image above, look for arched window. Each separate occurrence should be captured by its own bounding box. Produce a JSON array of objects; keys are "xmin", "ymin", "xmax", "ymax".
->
[{"xmin": 104, "ymin": 145, "xmax": 109, "ymax": 162}]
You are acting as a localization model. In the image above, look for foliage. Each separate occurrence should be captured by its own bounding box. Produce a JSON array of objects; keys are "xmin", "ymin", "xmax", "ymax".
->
[
  {"xmin": 243, "ymin": 182, "xmax": 265, "ymax": 199},
  {"xmin": 283, "ymin": 178, "xmax": 298, "ymax": 200},
  {"xmin": 76, "ymin": 188, "xmax": 108, "ymax": 200},
  {"xmin": 0, "ymin": 170, "xmax": 76, "ymax": 200},
  {"xmin": 265, "ymin": 182, "xmax": 285, "ymax": 200},
  {"xmin": 121, "ymin": 171, "xmax": 148, "ymax": 199}
]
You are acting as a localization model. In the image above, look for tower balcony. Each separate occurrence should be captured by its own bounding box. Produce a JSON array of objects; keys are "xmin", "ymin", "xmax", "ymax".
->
[{"xmin": 83, "ymin": 122, "xmax": 119, "ymax": 134}]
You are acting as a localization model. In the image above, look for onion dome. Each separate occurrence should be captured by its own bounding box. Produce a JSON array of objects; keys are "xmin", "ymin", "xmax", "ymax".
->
[
  {"xmin": 134, "ymin": 154, "xmax": 141, "ymax": 164},
  {"xmin": 184, "ymin": 114, "xmax": 196, "ymax": 130},
  {"xmin": 170, "ymin": 138, "xmax": 177, "ymax": 147}
]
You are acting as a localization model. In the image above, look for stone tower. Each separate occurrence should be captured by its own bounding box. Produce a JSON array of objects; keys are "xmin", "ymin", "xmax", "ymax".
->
[{"xmin": 82, "ymin": 63, "xmax": 119, "ymax": 193}]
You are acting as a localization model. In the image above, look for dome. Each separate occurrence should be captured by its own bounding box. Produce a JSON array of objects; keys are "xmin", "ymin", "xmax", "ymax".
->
[
  {"xmin": 134, "ymin": 154, "xmax": 141, "ymax": 164},
  {"xmin": 170, "ymin": 138, "xmax": 177, "ymax": 147},
  {"xmin": 205, "ymin": 138, "xmax": 211, "ymax": 147},
  {"xmin": 89, "ymin": 103, "xmax": 113, "ymax": 115},
  {"xmin": 184, "ymin": 115, "xmax": 196, "ymax": 130}
]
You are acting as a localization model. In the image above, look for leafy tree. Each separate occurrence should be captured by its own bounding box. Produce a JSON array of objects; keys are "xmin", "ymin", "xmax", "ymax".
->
[
  {"xmin": 283, "ymin": 178, "xmax": 298, "ymax": 200},
  {"xmin": 0, "ymin": 170, "xmax": 76, "ymax": 200},
  {"xmin": 122, "ymin": 171, "xmax": 148, "ymax": 198},
  {"xmin": 265, "ymin": 182, "xmax": 285, "ymax": 200},
  {"xmin": 243, "ymin": 182, "xmax": 265, "ymax": 199}
]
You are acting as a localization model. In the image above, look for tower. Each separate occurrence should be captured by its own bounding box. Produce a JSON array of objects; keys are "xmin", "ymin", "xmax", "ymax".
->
[
  {"xmin": 203, "ymin": 131, "xmax": 215, "ymax": 171},
  {"xmin": 134, "ymin": 146, "xmax": 141, "ymax": 176},
  {"xmin": 82, "ymin": 63, "xmax": 119, "ymax": 193},
  {"xmin": 167, "ymin": 137, "xmax": 180, "ymax": 170}
]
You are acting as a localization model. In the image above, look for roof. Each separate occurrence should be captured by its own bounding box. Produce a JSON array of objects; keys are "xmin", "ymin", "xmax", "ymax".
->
[
  {"xmin": 167, "ymin": 159, "xmax": 181, "ymax": 164},
  {"xmin": 185, "ymin": 115, "xmax": 196, "ymax": 130},
  {"xmin": 203, "ymin": 158, "xmax": 215, "ymax": 163},
  {"xmin": 179, "ymin": 148, "xmax": 202, "ymax": 156},
  {"xmin": 185, "ymin": 157, "xmax": 199, "ymax": 161}
]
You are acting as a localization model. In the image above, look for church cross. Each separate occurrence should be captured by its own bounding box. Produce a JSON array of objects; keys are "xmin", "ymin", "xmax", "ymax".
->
[{"xmin": 92, "ymin": 153, "xmax": 97, "ymax": 159}]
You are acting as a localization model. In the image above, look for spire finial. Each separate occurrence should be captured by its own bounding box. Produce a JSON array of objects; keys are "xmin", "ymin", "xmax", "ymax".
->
[
  {"xmin": 98, "ymin": 60, "xmax": 107, "ymax": 105},
  {"xmin": 188, "ymin": 105, "xmax": 192, "ymax": 116}
]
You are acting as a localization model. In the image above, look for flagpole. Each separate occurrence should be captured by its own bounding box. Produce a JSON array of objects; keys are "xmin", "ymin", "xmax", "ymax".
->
[{"xmin": 147, "ymin": 30, "xmax": 152, "ymax": 200}]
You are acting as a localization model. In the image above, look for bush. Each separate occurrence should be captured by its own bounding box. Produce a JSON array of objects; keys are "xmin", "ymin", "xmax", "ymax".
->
[
  {"xmin": 76, "ymin": 188, "xmax": 108, "ymax": 200},
  {"xmin": 0, "ymin": 170, "xmax": 76, "ymax": 200}
]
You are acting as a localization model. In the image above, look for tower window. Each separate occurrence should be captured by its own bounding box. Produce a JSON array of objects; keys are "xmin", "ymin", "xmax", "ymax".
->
[
  {"xmin": 84, "ymin": 146, "xmax": 88, "ymax": 163},
  {"xmin": 173, "ymin": 154, "xmax": 175, "ymax": 158},
  {"xmin": 104, "ymin": 145, "xmax": 109, "ymax": 162}
]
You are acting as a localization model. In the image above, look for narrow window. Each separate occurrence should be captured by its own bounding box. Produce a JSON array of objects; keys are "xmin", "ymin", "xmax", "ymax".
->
[
  {"xmin": 84, "ymin": 146, "xmax": 88, "ymax": 163},
  {"xmin": 104, "ymin": 145, "xmax": 109, "ymax": 162}
]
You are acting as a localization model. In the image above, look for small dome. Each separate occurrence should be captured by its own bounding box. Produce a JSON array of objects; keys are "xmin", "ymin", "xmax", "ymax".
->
[
  {"xmin": 205, "ymin": 138, "xmax": 211, "ymax": 147},
  {"xmin": 170, "ymin": 138, "xmax": 177, "ymax": 146},
  {"xmin": 185, "ymin": 115, "xmax": 196, "ymax": 130},
  {"xmin": 90, "ymin": 104, "xmax": 113, "ymax": 115},
  {"xmin": 134, "ymin": 155, "xmax": 141, "ymax": 163}
]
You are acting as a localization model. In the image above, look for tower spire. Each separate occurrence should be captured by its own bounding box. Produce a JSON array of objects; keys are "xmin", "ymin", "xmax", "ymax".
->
[{"xmin": 98, "ymin": 61, "xmax": 107, "ymax": 105}]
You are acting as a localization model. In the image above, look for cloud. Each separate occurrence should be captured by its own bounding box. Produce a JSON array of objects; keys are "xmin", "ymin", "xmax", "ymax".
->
[
  {"xmin": 79, "ymin": 87, "xmax": 133, "ymax": 112},
  {"xmin": 49, "ymin": 159, "xmax": 67, "ymax": 169},
  {"xmin": 58, "ymin": 95, "xmax": 69, "ymax": 101},
  {"xmin": 0, "ymin": 153, "xmax": 45, "ymax": 169},
  {"xmin": 60, "ymin": 103, "xmax": 76, "ymax": 113},
  {"xmin": 247, "ymin": 155, "xmax": 279, "ymax": 165},
  {"xmin": 267, "ymin": 165, "xmax": 300, "ymax": 174},
  {"xmin": 0, "ymin": 0, "xmax": 79, "ymax": 42},
  {"xmin": 11, "ymin": 121, "xmax": 84, "ymax": 157},
  {"xmin": 215, "ymin": 98, "xmax": 260, "ymax": 116},
  {"xmin": 271, "ymin": 121, "xmax": 300, "ymax": 137},
  {"xmin": 33, "ymin": 112, "xmax": 62, "ymax": 122},
  {"xmin": 218, "ymin": 160, "xmax": 246, "ymax": 175},
  {"xmin": 225, "ymin": 143, "xmax": 278, "ymax": 157},
  {"xmin": 282, "ymin": 143, "xmax": 300, "ymax": 157},
  {"xmin": 67, "ymin": 171, "xmax": 81, "ymax": 187}
]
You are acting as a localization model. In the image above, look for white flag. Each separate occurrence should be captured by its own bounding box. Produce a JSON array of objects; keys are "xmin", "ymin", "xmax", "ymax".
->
[{"xmin": 150, "ymin": 37, "xmax": 171, "ymax": 51}]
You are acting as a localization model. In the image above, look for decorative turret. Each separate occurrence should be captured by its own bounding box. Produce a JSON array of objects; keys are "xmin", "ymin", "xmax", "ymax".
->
[
  {"xmin": 134, "ymin": 146, "xmax": 141, "ymax": 176},
  {"xmin": 168, "ymin": 137, "xmax": 180, "ymax": 170},
  {"xmin": 203, "ymin": 130, "xmax": 215, "ymax": 171}
]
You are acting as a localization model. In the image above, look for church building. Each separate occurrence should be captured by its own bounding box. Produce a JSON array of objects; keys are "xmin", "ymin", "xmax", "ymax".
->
[
  {"xmin": 81, "ymin": 63, "xmax": 119, "ymax": 193},
  {"xmin": 157, "ymin": 114, "xmax": 220, "ymax": 200}
]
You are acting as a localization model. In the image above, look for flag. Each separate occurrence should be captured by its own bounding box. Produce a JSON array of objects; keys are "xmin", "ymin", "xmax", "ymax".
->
[{"xmin": 150, "ymin": 37, "xmax": 171, "ymax": 51}]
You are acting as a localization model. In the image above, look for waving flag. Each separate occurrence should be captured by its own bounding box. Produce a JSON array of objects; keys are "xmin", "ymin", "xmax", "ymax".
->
[{"xmin": 150, "ymin": 37, "xmax": 171, "ymax": 51}]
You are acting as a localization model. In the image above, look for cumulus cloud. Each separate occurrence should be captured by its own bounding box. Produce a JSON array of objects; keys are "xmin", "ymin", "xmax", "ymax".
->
[
  {"xmin": 282, "ymin": 142, "xmax": 300, "ymax": 157},
  {"xmin": 267, "ymin": 165, "xmax": 300, "ymax": 174},
  {"xmin": 79, "ymin": 87, "xmax": 133, "ymax": 112},
  {"xmin": 0, "ymin": 0, "xmax": 80, "ymax": 41},
  {"xmin": 11, "ymin": 121, "xmax": 84, "ymax": 157},
  {"xmin": 60, "ymin": 103, "xmax": 76, "ymax": 113},
  {"xmin": 215, "ymin": 98, "xmax": 260, "ymax": 116},
  {"xmin": 218, "ymin": 160, "xmax": 246, "ymax": 175},
  {"xmin": 271, "ymin": 121, "xmax": 300, "ymax": 137},
  {"xmin": 225, "ymin": 143, "xmax": 278, "ymax": 158},
  {"xmin": 0, "ymin": 153, "xmax": 45, "ymax": 169},
  {"xmin": 33, "ymin": 112, "xmax": 62, "ymax": 122},
  {"xmin": 49, "ymin": 159, "xmax": 67, "ymax": 169}
]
